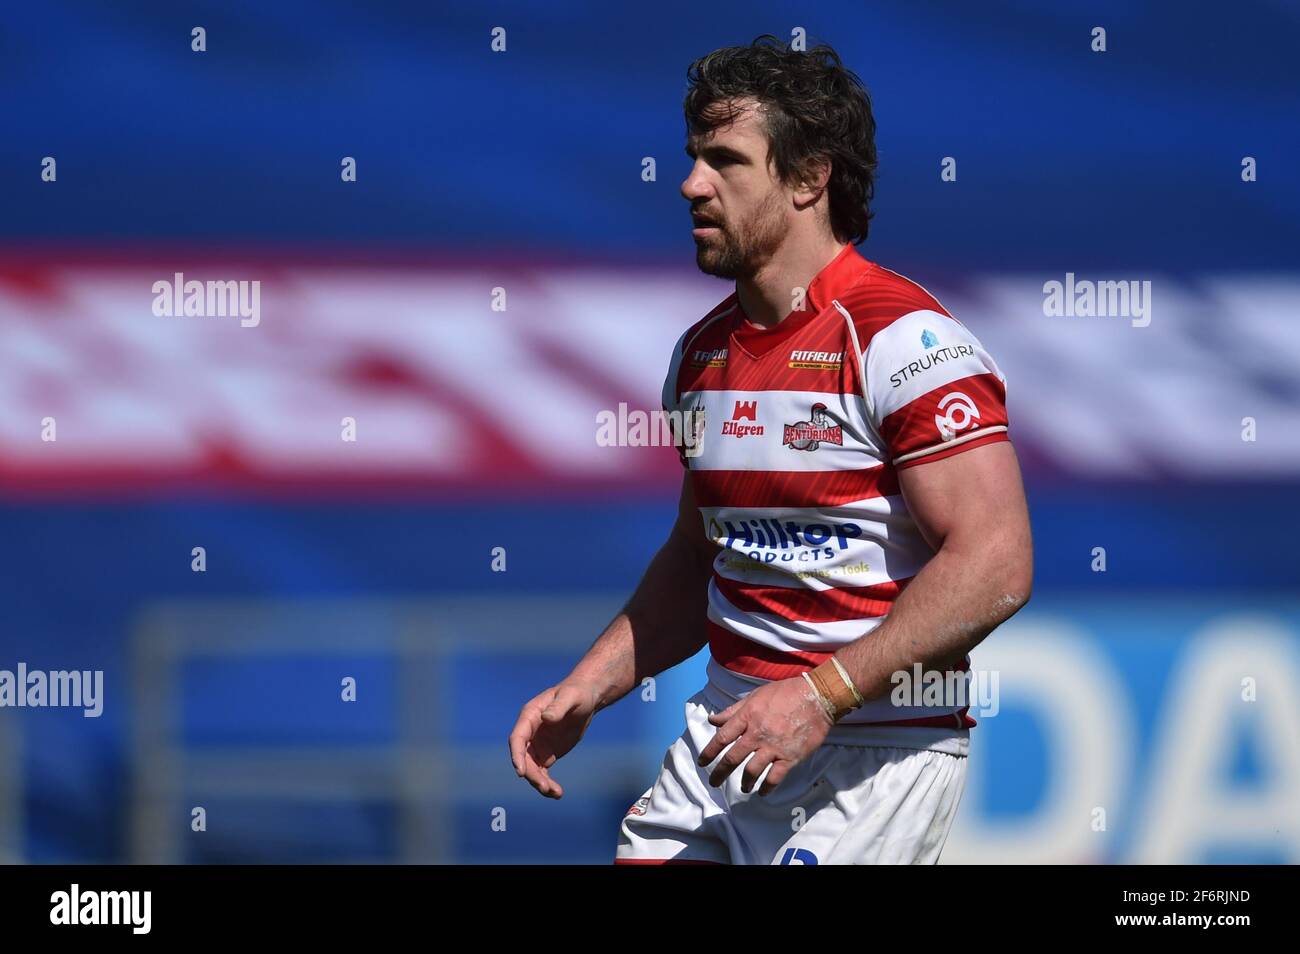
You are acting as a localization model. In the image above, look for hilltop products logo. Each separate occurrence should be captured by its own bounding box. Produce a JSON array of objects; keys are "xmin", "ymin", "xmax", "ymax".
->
[
  {"xmin": 890, "ymin": 663, "xmax": 1000, "ymax": 719},
  {"xmin": 152, "ymin": 272, "xmax": 261, "ymax": 327},
  {"xmin": 50, "ymin": 884, "xmax": 151, "ymax": 934},
  {"xmin": 709, "ymin": 516, "xmax": 862, "ymax": 563},
  {"xmin": 0, "ymin": 663, "xmax": 103, "ymax": 717},
  {"xmin": 783, "ymin": 403, "xmax": 843, "ymax": 451},
  {"xmin": 1042, "ymin": 272, "xmax": 1152, "ymax": 328},
  {"xmin": 788, "ymin": 349, "xmax": 842, "ymax": 370},
  {"xmin": 722, "ymin": 400, "xmax": 764, "ymax": 438},
  {"xmin": 689, "ymin": 347, "xmax": 727, "ymax": 368}
]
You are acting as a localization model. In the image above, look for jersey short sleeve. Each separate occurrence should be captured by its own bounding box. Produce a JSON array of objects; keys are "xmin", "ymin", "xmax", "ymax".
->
[
  {"xmin": 862, "ymin": 309, "xmax": 1010, "ymax": 469},
  {"xmin": 661, "ymin": 328, "xmax": 687, "ymax": 416},
  {"xmin": 661, "ymin": 326, "xmax": 691, "ymax": 467}
]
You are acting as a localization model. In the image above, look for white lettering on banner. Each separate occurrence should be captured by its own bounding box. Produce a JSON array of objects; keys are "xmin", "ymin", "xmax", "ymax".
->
[
  {"xmin": 1135, "ymin": 618, "xmax": 1300, "ymax": 863},
  {"xmin": 2, "ymin": 269, "xmax": 1300, "ymax": 480},
  {"xmin": 944, "ymin": 616, "xmax": 1300, "ymax": 864},
  {"xmin": 269, "ymin": 279, "xmax": 607, "ymax": 470},
  {"xmin": 1, "ymin": 277, "xmax": 469, "ymax": 469},
  {"xmin": 968, "ymin": 277, "xmax": 1300, "ymax": 479},
  {"xmin": 941, "ymin": 622, "xmax": 1132, "ymax": 865}
]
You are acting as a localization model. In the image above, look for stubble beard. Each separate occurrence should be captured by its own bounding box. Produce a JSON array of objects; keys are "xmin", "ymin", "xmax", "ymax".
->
[{"xmin": 694, "ymin": 190, "xmax": 787, "ymax": 281}]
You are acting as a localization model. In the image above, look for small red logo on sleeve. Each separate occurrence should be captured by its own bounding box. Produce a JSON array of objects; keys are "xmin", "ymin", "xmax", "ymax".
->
[{"xmin": 935, "ymin": 392, "xmax": 980, "ymax": 440}]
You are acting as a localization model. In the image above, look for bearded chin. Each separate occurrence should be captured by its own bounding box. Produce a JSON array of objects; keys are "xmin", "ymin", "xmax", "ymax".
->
[
  {"xmin": 695, "ymin": 195, "xmax": 785, "ymax": 280},
  {"xmin": 695, "ymin": 223, "xmax": 761, "ymax": 279},
  {"xmin": 695, "ymin": 238, "xmax": 746, "ymax": 279}
]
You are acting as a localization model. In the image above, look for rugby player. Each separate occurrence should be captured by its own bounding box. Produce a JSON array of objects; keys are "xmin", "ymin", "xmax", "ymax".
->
[{"xmin": 509, "ymin": 36, "xmax": 1033, "ymax": 864}]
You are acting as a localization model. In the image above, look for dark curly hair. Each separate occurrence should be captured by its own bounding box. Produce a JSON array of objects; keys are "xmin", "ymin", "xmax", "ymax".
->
[{"xmin": 684, "ymin": 36, "xmax": 878, "ymax": 245}]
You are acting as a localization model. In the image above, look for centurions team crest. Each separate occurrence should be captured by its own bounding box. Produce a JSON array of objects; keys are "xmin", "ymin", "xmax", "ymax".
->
[{"xmin": 783, "ymin": 402, "xmax": 843, "ymax": 451}]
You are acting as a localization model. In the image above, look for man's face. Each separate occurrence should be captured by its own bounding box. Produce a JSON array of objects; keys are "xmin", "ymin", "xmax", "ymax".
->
[{"xmin": 681, "ymin": 99, "xmax": 789, "ymax": 279}]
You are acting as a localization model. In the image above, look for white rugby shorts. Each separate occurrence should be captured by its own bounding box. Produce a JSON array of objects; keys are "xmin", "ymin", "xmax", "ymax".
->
[{"xmin": 615, "ymin": 680, "xmax": 968, "ymax": 865}]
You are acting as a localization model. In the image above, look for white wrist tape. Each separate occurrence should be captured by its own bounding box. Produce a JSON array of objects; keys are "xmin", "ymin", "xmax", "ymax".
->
[{"xmin": 801, "ymin": 671, "xmax": 839, "ymax": 722}]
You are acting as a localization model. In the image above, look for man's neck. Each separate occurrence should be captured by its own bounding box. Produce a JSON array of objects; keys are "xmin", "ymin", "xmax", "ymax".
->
[{"xmin": 735, "ymin": 232, "xmax": 846, "ymax": 329}]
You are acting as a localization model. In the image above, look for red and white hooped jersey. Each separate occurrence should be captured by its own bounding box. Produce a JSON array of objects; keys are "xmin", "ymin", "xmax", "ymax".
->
[{"xmin": 663, "ymin": 242, "xmax": 1010, "ymax": 732}]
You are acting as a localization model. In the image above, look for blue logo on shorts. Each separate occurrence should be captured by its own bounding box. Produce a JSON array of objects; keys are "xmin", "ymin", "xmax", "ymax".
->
[{"xmin": 778, "ymin": 847, "xmax": 819, "ymax": 865}]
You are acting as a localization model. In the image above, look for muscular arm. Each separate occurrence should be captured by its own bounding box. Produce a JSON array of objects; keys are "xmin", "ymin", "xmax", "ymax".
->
[
  {"xmin": 695, "ymin": 440, "xmax": 1033, "ymax": 796},
  {"xmin": 509, "ymin": 474, "xmax": 716, "ymax": 798},
  {"xmin": 833, "ymin": 440, "xmax": 1034, "ymax": 702},
  {"xmin": 569, "ymin": 473, "xmax": 716, "ymax": 711}
]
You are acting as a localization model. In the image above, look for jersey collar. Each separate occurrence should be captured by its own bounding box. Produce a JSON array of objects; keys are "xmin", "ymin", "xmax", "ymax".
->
[{"xmin": 732, "ymin": 242, "xmax": 873, "ymax": 357}]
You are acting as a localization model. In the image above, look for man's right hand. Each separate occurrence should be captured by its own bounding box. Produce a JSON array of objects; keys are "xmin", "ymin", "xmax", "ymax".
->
[{"xmin": 508, "ymin": 681, "xmax": 600, "ymax": 799}]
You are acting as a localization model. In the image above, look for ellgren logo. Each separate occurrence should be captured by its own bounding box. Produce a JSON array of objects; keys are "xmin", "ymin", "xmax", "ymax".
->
[
  {"xmin": 722, "ymin": 400, "xmax": 764, "ymax": 438},
  {"xmin": 783, "ymin": 402, "xmax": 843, "ymax": 451},
  {"xmin": 921, "ymin": 329, "xmax": 938, "ymax": 349}
]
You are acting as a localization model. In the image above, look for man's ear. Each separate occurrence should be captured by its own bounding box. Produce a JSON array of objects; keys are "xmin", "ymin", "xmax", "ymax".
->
[{"xmin": 792, "ymin": 158, "xmax": 832, "ymax": 207}]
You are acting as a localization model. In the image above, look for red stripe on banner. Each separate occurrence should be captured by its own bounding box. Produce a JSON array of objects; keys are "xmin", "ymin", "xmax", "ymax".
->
[
  {"xmin": 713, "ymin": 574, "xmax": 910, "ymax": 623},
  {"xmin": 691, "ymin": 464, "xmax": 897, "ymax": 508}
]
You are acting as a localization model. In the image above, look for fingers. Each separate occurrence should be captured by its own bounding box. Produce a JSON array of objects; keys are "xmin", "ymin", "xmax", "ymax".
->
[
  {"xmin": 534, "ymin": 763, "xmax": 564, "ymax": 799},
  {"xmin": 540, "ymin": 683, "xmax": 586, "ymax": 724},
  {"xmin": 508, "ymin": 688, "xmax": 567, "ymax": 798},
  {"xmin": 758, "ymin": 762, "xmax": 790, "ymax": 797},
  {"xmin": 521, "ymin": 746, "xmax": 566, "ymax": 798},
  {"xmin": 700, "ymin": 711, "xmax": 758, "ymax": 788},
  {"xmin": 707, "ymin": 737, "xmax": 760, "ymax": 787},
  {"xmin": 508, "ymin": 689, "xmax": 554, "ymax": 776},
  {"xmin": 707, "ymin": 699, "xmax": 743, "ymax": 726},
  {"xmin": 697, "ymin": 708, "xmax": 747, "ymax": 767},
  {"xmin": 516, "ymin": 743, "xmax": 556, "ymax": 798},
  {"xmin": 508, "ymin": 711, "xmax": 540, "ymax": 777},
  {"xmin": 740, "ymin": 750, "xmax": 775, "ymax": 794}
]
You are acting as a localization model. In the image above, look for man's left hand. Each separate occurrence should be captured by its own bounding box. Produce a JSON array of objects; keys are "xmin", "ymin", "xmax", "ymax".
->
[{"xmin": 697, "ymin": 675, "xmax": 835, "ymax": 796}]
